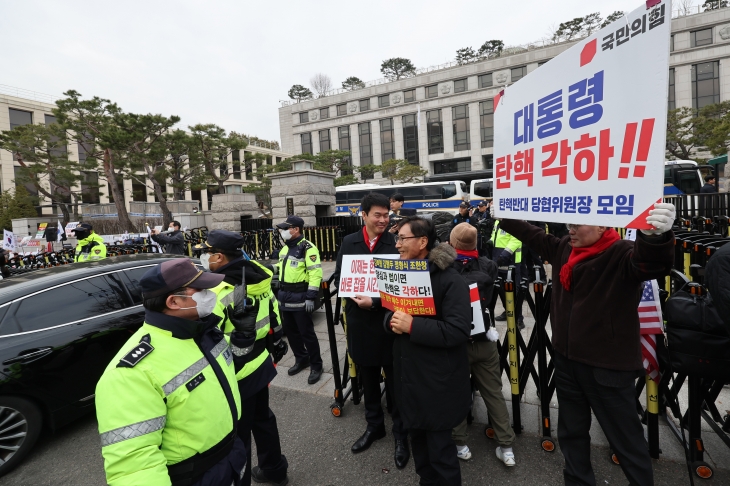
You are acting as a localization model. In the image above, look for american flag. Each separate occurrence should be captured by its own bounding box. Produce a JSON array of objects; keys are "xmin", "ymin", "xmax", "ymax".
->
[
  {"xmin": 626, "ymin": 229, "xmax": 663, "ymax": 383},
  {"xmin": 639, "ymin": 280, "xmax": 663, "ymax": 383}
]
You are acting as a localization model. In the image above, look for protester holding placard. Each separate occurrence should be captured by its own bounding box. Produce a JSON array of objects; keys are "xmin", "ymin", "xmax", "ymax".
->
[
  {"xmin": 448, "ymin": 223, "xmax": 516, "ymax": 467},
  {"xmin": 384, "ymin": 216, "xmax": 471, "ymax": 486},
  {"xmin": 493, "ymin": 202, "xmax": 675, "ymax": 485},
  {"xmin": 333, "ymin": 192, "xmax": 409, "ymax": 468}
]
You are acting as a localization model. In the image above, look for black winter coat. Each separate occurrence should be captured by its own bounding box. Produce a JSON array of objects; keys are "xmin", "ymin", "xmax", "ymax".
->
[
  {"xmin": 386, "ymin": 244, "xmax": 472, "ymax": 431},
  {"xmin": 334, "ymin": 229, "xmax": 398, "ymax": 367},
  {"xmin": 151, "ymin": 230, "xmax": 186, "ymax": 255},
  {"xmin": 706, "ymin": 243, "xmax": 730, "ymax": 331}
]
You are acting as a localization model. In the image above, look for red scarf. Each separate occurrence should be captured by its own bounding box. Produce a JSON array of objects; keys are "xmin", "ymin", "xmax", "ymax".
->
[
  {"xmin": 363, "ymin": 227, "xmax": 382, "ymax": 253},
  {"xmin": 455, "ymin": 248, "xmax": 479, "ymax": 259},
  {"xmin": 559, "ymin": 228, "xmax": 620, "ymax": 291}
]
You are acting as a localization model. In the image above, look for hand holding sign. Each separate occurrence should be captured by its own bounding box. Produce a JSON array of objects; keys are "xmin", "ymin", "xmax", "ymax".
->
[{"xmin": 351, "ymin": 295, "xmax": 373, "ymax": 309}]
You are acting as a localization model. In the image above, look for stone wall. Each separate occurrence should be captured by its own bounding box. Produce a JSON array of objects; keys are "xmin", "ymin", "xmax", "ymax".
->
[
  {"xmin": 210, "ymin": 194, "xmax": 261, "ymax": 231},
  {"xmin": 269, "ymin": 169, "xmax": 336, "ymax": 226}
]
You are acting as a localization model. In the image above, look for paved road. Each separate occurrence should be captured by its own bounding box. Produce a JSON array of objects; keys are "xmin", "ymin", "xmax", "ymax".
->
[{"xmin": 3, "ymin": 385, "xmax": 725, "ymax": 485}]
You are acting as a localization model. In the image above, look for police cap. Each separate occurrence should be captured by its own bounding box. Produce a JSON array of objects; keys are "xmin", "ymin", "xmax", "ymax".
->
[
  {"xmin": 140, "ymin": 258, "xmax": 224, "ymax": 298},
  {"xmin": 275, "ymin": 215, "xmax": 305, "ymax": 230},
  {"xmin": 193, "ymin": 229, "xmax": 244, "ymax": 251}
]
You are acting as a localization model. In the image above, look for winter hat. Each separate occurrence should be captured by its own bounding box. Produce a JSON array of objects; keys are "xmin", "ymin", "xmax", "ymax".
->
[{"xmin": 450, "ymin": 223, "xmax": 477, "ymax": 251}]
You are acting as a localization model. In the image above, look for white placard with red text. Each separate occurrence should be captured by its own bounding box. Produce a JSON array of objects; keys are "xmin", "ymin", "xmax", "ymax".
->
[
  {"xmin": 493, "ymin": 0, "xmax": 671, "ymax": 228},
  {"xmin": 339, "ymin": 254, "xmax": 399, "ymax": 298}
]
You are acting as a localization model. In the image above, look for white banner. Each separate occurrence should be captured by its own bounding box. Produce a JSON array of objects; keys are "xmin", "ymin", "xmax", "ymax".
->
[
  {"xmin": 494, "ymin": 0, "xmax": 671, "ymax": 229},
  {"xmin": 338, "ymin": 254, "xmax": 398, "ymax": 298},
  {"xmin": 469, "ymin": 283, "xmax": 487, "ymax": 336},
  {"xmin": 65, "ymin": 222, "xmax": 79, "ymax": 238}
]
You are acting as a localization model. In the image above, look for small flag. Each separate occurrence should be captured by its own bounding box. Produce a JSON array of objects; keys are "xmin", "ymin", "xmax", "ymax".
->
[
  {"xmin": 57, "ymin": 220, "xmax": 64, "ymax": 242},
  {"xmin": 639, "ymin": 280, "xmax": 663, "ymax": 383},
  {"xmin": 3, "ymin": 230, "xmax": 16, "ymax": 251}
]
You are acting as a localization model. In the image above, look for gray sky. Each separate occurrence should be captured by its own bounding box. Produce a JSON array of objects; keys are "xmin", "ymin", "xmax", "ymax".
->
[{"xmin": 2, "ymin": 0, "xmax": 641, "ymax": 147}]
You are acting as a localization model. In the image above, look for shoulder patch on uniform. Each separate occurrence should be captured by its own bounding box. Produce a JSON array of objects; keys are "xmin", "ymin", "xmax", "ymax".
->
[
  {"xmin": 140, "ymin": 333, "xmax": 151, "ymax": 344},
  {"xmin": 185, "ymin": 373, "xmax": 206, "ymax": 392},
  {"xmin": 309, "ymin": 255, "xmax": 317, "ymax": 262},
  {"xmin": 117, "ymin": 341, "xmax": 154, "ymax": 368}
]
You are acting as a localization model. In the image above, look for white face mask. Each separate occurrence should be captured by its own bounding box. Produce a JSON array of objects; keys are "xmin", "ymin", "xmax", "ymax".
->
[
  {"xmin": 279, "ymin": 229, "xmax": 292, "ymax": 241},
  {"xmin": 199, "ymin": 252, "xmax": 212, "ymax": 271},
  {"xmin": 176, "ymin": 289, "xmax": 217, "ymax": 318},
  {"xmin": 168, "ymin": 226, "xmax": 175, "ymax": 231}
]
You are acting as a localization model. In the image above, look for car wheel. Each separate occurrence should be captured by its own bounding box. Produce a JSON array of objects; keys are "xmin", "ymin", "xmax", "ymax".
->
[{"xmin": 0, "ymin": 397, "xmax": 43, "ymax": 476}]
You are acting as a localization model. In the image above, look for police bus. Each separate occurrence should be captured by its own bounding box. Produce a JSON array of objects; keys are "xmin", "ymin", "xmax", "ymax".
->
[
  {"xmin": 335, "ymin": 181, "xmax": 468, "ymax": 216},
  {"xmin": 467, "ymin": 161, "xmax": 703, "ymax": 203}
]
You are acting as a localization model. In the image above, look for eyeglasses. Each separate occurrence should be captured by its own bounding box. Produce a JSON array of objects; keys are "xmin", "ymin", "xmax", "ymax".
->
[
  {"xmin": 394, "ymin": 234, "xmax": 422, "ymax": 243},
  {"xmin": 566, "ymin": 224, "xmax": 585, "ymax": 231}
]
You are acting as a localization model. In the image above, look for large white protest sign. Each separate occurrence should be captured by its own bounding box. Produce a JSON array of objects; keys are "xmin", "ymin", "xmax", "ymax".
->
[
  {"xmin": 373, "ymin": 258, "xmax": 436, "ymax": 315},
  {"xmin": 338, "ymin": 254, "xmax": 399, "ymax": 298},
  {"xmin": 65, "ymin": 222, "xmax": 79, "ymax": 238},
  {"xmin": 493, "ymin": 0, "xmax": 671, "ymax": 229}
]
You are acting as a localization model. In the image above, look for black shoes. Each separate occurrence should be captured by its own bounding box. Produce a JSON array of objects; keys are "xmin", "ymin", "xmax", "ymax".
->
[
  {"xmin": 308, "ymin": 368, "xmax": 322, "ymax": 385},
  {"xmin": 287, "ymin": 359, "xmax": 310, "ymax": 376},
  {"xmin": 251, "ymin": 466, "xmax": 289, "ymax": 486},
  {"xmin": 394, "ymin": 439, "xmax": 410, "ymax": 469},
  {"xmin": 495, "ymin": 312, "xmax": 506, "ymax": 321},
  {"xmin": 351, "ymin": 427, "xmax": 386, "ymax": 453}
]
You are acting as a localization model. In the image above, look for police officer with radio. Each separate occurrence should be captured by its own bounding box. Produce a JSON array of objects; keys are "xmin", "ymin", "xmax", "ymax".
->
[
  {"xmin": 95, "ymin": 259, "xmax": 247, "ymax": 485},
  {"xmin": 72, "ymin": 222, "xmax": 107, "ymax": 262},
  {"xmin": 275, "ymin": 216, "xmax": 323, "ymax": 385},
  {"xmin": 195, "ymin": 230, "xmax": 289, "ymax": 486}
]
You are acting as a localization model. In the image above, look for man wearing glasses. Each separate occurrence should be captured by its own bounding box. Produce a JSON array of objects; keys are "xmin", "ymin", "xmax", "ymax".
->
[
  {"xmin": 386, "ymin": 217, "xmax": 471, "ymax": 486},
  {"xmin": 334, "ymin": 193, "xmax": 410, "ymax": 469}
]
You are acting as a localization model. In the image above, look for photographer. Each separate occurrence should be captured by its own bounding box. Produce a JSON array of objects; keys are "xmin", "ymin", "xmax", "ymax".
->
[{"xmin": 150, "ymin": 220, "xmax": 186, "ymax": 255}]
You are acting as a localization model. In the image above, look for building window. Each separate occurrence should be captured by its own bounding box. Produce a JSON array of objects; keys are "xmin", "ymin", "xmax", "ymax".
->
[
  {"xmin": 299, "ymin": 112, "xmax": 309, "ymax": 123},
  {"xmin": 232, "ymin": 149, "xmax": 242, "ymax": 180},
  {"xmin": 426, "ymin": 110, "xmax": 443, "ymax": 155},
  {"xmin": 511, "ymin": 66, "xmax": 527, "ymax": 83},
  {"xmin": 478, "ymin": 73, "xmax": 493, "ymax": 88},
  {"xmin": 378, "ymin": 95, "xmax": 390, "ymax": 108},
  {"xmin": 44, "ymin": 114, "xmax": 67, "ymax": 157},
  {"xmin": 668, "ymin": 69, "xmax": 676, "ymax": 111},
  {"xmin": 691, "ymin": 28, "xmax": 713, "ymax": 48},
  {"xmin": 77, "ymin": 132, "xmax": 93, "ymax": 163},
  {"xmin": 359, "ymin": 99, "xmax": 370, "ymax": 112},
  {"xmin": 276, "ymin": 156, "xmax": 282, "ymax": 164},
  {"xmin": 320, "ymin": 107, "xmax": 329, "ymax": 120},
  {"xmin": 132, "ymin": 179, "xmax": 147, "ymax": 201},
  {"xmin": 433, "ymin": 158, "xmax": 471, "ymax": 174},
  {"xmin": 482, "ymin": 154, "xmax": 494, "ymax": 171},
  {"xmin": 402, "ymin": 114, "xmax": 419, "ymax": 165},
  {"xmin": 358, "ymin": 123, "xmax": 372, "ymax": 165},
  {"xmin": 301, "ymin": 133, "xmax": 312, "ymax": 154},
  {"xmin": 81, "ymin": 172, "xmax": 100, "ymax": 204},
  {"xmin": 380, "ymin": 119, "xmax": 394, "ymax": 161},
  {"xmin": 454, "ymin": 78, "xmax": 467, "ymax": 93},
  {"xmin": 692, "ymin": 61, "xmax": 720, "ymax": 109},
  {"xmin": 337, "ymin": 104, "xmax": 347, "ymax": 116},
  {"xmin": 452, "ymin": 105, "xmax": 470, "ymax": 151},
  {"xmin": 426, "ymin": 85, "xmax": 438, "ymax": 98},
  {"xmin": 404, "ymin": 89, "xmax": 415, "ymax": 103},
  {"xmin": 245, "ymin": 165, "xmax": 253, "ymax": 181},
  {"xmin": 225, "ymin": 185, "xmax": 242, "ymax": 194},
  {"xmin": 338, "ymin": 126, "xmax": 351, "ymax": 151},
  {"xmin": 480, "ymin": 100, "xmax": 494, "ymax": 148},
  {"xmin": 670, "ymin": 35, "xmax": 674, "ymax": 52},
  {"xmin": 9, "ymin": 108, "xmax": 32, "ymax": 129},
  {"xmin": 319, "ymin": 129, "xmax": 331, "ymax": 152}
]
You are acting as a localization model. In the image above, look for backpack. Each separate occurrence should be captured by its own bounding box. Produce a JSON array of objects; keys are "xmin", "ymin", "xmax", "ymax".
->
[
  {"xmin": 453, "ymin": 256, "xmax": 497, "ymax": 338},
  {"xmin": 663, "ymin": 283, "xmax": 730, "ymax": 379}
]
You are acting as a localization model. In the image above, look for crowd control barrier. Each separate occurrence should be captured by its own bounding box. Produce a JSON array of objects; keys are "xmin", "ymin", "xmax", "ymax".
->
[{"xmin": 317, "ymin": 216, "xmax": 730, "ymax": 481}]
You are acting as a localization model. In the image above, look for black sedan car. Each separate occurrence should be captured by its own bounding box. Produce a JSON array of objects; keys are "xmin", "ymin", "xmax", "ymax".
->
[{"xmin": 0, "ymin": 254, "xmax": 188, "ymax": 476}]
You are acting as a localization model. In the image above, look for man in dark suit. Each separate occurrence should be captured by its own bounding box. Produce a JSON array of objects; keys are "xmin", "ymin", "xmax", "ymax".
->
[{"xmin": 333, "ymin": 192, "xmax": 409, "ymax": 470}]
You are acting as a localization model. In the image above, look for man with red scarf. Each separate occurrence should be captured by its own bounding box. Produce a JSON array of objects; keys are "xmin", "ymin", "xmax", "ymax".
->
[
  {"xmin": 334, "ymin": 192, "xmax": 409, "ymax": 470},
  {"xmin": 493, "ymin": 203, "xmax": 675, "ymax": 486}
]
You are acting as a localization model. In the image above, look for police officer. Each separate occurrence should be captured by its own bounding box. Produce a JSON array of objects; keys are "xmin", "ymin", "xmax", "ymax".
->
[
  {"xmin": 72, "ymin": 222, "xmax": 107, "ymax": 262},
  {"xmin": 195, "ymin": 230, "xmax": 289, "ymax": 486},
  {"xmin": 451, "ymin": 201, "xmax": 476, "ymax": 229},
  {"xmin": 473, "ymin": 201, "xmax": 493, "ymax": 257},
  {"xmin": 489, "ymin": 202, "xmax": 524, "ymax": 329},
  {"xmin": 275, "ymin": 215, "xmax": 323, "ymax": 385},
  {"xmin": 95, "ymin": 259, "xmax": 247, "ymax": 485}
]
